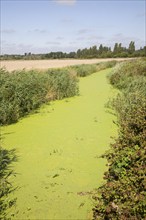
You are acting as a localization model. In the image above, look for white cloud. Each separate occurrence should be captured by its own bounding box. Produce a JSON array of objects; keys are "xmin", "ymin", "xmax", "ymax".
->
[
  {"xmin": 1, "ymin": 41, "xmax": 34, "ymax": 55},
  {"xmin": 109, "ymin": 33, "xmax": 145, "ymax": 49},
  {"xmin": 76, "ymin": 37, "xmax": 85, "ymax": 41},
  {"xmin": 69, "ymin": 41, "xmax": 77, "ymax": 45},
  {"xmin": 77, "ymin": 29, "xmax": 91, "ymax": 35},
  {"xmin": 1, "ymin": 29, "xmax": 16, "ymax": 34},
  {"xmin": 28, "ymin": 29, "xmax": 48, "ymax": 34},
  {"xmin": 46, "ymin": 41, "xmax": 61, "ymax": 45},
  {"xmin": 56, "ymin": 36, "xmax": 64, "ymax": 40},
  {"xmin": 88, "ymin": 35, "xmax": 104, "ymax": 40},
  {"xmin": 54, "ymin": 0, "xmax": 76, "ymax": 6},
  {"xmin": 61, "ymin": 18, "xmax": 73, "ymax": 23},
  {"xmin": 1, "ymin": 40, "xmax": 79, "ymax": 54}
]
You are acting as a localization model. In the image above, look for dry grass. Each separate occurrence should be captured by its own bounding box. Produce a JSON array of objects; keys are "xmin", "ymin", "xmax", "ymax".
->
[{"xmin": 0, "ymin": 58, "xmax": 134, "ymax": 71}]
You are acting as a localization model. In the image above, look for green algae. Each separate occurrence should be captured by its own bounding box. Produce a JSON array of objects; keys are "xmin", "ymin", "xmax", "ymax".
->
[{"xmin": 1, "ymin": 69, "xmax": 117, "ymax": 219}]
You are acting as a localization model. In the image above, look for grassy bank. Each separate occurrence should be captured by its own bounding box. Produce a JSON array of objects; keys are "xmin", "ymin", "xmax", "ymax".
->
[
  {"xmin": 1, "ymin": 68, "xmax": 117, "ymax": 219},
  {"xmin": 93, "ymin": 59, "xmax": 146, "ymax": 219},
  {"xmin": 0, "ymin": 61, "xmax": 116, "ymax": 125},
  {"xmin": 0, "ymin": 68, "xmax": 79, "ymax": 125},
  {"xmin": 0, "ymin": 146, "xmax": 17, "ymax": 220}
]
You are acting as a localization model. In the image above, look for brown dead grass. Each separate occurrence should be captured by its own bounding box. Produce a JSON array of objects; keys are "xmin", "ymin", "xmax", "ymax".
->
[{"xmin": 0, "ymin": 58, "xmax": 134, "ymax": 71}]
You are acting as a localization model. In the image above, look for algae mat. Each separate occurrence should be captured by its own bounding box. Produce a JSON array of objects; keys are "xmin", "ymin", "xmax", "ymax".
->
[{"xmin": 2, "ymin": 69, "xmax": 117, "ymax": 219}]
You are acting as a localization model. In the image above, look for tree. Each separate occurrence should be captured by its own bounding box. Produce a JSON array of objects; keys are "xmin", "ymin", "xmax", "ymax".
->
[
  {"xmin": 113, "ymin": 43, "xmax": 119, "ymax": 54},
  {"xmin": 128, "ymin": 41, "xmax": 135, "ymax": 54},
  {"xmin": 99, "ymin": 44, "xmax": 103, "ymax": 55}
]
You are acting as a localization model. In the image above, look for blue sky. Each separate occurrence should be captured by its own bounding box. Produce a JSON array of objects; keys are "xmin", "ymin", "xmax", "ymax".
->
[{"xmin": 1, "ymin": 0, "xmax": 145, "ymax": 54}]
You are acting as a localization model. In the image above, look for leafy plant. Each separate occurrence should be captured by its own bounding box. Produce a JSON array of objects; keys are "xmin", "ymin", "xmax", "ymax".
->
[
  {"xmin": 0, "ymin": 68, "xmax": 79, "ymax": 125},
  {"xmin": 72, "ymin": 64, "xmax": 97, "ymax": 77},
  {"xmin": 93, "ymin": 59, "xmax": 146, "ymax": 219},
  {"xmin": 0, "ymin": 145, "xmax": 17, "ymax": 220},
  {"xmin": 108, "ymin": 59, "xmax": 146, "ymax": 89}
]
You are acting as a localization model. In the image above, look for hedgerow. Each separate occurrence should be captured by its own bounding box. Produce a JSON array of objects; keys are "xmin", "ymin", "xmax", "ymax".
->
[
  {"xmin": 0, "ymin": 61, "xmax": 117, "ymax": 125},
  {"xmin": 0, "ymin": 68, "xmax": 79, "ymax": 125},
  {"xmin": 108, "ymin": 59, "xmax": 146, "ymax": 89},
  {"xmin": 72, "ymin": 64, "xmax": 97, "ymax": 77},
  {"xmin": 96, "ymin": 60, "xmax": 117, "ymax": 72},
  {"xmin": 46, "ymin": 68, "xmax": 79, "ymax": 100},
  {"xmin": 93, "ymin": 59, "xmax": 146, "ymax": 219},
  {"xmin": 71, "ymin": 61, "xmax": 117, "ymax": 77},
  {"xmin": 0, "ymin": 146, "xmax": 17, "ymax": 220}
]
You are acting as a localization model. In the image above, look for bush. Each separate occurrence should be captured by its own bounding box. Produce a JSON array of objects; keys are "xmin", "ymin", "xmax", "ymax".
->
[
  {"xmin": 0, "ymin": 69, "xmax": 50, "ymax": 124},
  {"xmin": 0, "ymin": 68, "xmax": 79, "ymax": 125},
  {"xmin": 71, "ymin": 61, "xmax": 117, "ymax": 77},
  {"xmin": 0, "ymin": 61, "xmax": 117, "ymax": 125},
  {"xmin": 96, "ymin": 60, "xmax": 117, "ymax": 71},
  {"xmin": 72, "ymin": 64, "xmax": 97, "ymax": 77},
  {"xmin": 0, "ymin": 146, "xmax": 17, "ymax": 220},
  {"xmin": 108, "ymin": 59, "xmax": 146, "ymax": 89},
  {"xmin": 93, "ymin": 59, "xmax": 146, "ymax": 219},
  {"xmin": 46, "ymin": 68, "xmax": 79, "ymax": 100}
]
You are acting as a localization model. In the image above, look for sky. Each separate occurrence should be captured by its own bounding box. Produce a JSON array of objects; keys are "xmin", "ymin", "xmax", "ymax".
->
[{"xmin": 0, "ymin": 0, "xmax": 146, "ymax": 55}]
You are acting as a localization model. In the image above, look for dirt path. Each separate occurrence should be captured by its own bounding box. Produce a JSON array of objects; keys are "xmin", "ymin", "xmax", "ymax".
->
[
  {"xmin": 1, "ymin": 58, "xmax": 133, "ymax": 71},
  {"xmin": 2, "ymin": 69, "xmax": 117, "ymax": 219}
]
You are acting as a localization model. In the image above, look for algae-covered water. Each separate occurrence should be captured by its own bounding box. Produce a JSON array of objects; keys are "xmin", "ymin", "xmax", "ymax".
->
[{"xmin": 2, "ymin": 69, "xmax": 117, "ymax": 219}]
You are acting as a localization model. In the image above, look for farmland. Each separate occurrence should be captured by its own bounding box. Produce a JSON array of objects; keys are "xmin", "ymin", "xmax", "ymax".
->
[
  {"xmin": 1, "ymin": 58, "xmax": 132, "ymax": 71},
  {"xmin": 1, "ymin": 0, "xmax": 145, "ymax": 219},
  {"xmin": 1, "ymin": 58, "xmax": 145, "ymax": 219}
]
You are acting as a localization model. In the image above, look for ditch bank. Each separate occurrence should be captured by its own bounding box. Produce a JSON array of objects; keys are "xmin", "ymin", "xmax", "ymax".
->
[{"xmin": 2, "ymin": 68, "xmax": 117, "ymax": 219}]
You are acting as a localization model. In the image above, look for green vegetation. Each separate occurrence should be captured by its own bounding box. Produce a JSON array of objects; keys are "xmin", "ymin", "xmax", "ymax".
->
[
  {"xmin": 0, "ymin": 61, "xmax": 117, "ymax": 125},
  {"xmin": 72, "ymin": 64, "xmax": 97, "ymax": 77},
  {"xmin": 72, "ymin": 61, "xmax": 117, "ymax": 77},
  {"xmin": 45, "ymin": 68, "xmax": 79, "ymax": 100},
  {"xmin": 1, "ymin": 68, "xmax": 117, "ymax": 219},
  {"xmin": 0, "ymin": 61, "xmax": 116, "ymax": 217},
  {"xmin": 0, "ymin": 145, "xmax": 17, "ymax": 220},
  {"xmin": 2, "ymin": 59, "xmax": 145, "ymax": 219},
  {"xmin": 93, "ymin": 59, "xmax": 146, "ymax": 219},
  {"xmin": 1, "ymin": 41, "xmax": 145, "ymax": 60},
  {"xmin": 0, "ymin": 68, "xmax": 79, "ymax": 125},
  {"xmin": 108, "ymin": 58, "xmax": 146, "ymax": 89}
]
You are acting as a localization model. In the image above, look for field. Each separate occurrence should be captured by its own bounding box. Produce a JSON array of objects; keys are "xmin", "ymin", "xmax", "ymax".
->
[{"xmin": 1, "ymin": 58, "xmax": 132, "ymax": 71}]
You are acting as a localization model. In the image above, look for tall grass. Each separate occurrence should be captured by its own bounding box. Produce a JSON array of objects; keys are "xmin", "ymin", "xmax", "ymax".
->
[
  {"xmin": 0, "ymin": 60, "xmax": 118, "ymax": 218},
  {"xmin": 108, "ymin": 58, "xmax": 146, "ymax": 89},
  {"xmin": 72, "ymin": 64, "xmax": 97, "ymax": 77},
  {"xmin": 0, "ymin": 60, "xmax": 117, "ymax": 125},
  {"xmin": 71, "ymin": 60, "xmax": 117, "ymax": 77},
  {"xmin": 0, "ymin": 145, "xmax": 17, "ymax": 220},
  {"xmin": 0, "ymin": 68, "xmax": 79, "ymax": 125},
  {"xmin": 93, "ymin": 59, "xmax": 146, "ymax": 219}
]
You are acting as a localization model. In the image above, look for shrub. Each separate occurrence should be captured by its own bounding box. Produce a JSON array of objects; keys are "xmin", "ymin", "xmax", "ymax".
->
[
  {"xmin": 71, "ymin": 61, "xmax": 117, "ymax": 77},
  {"xmin": 96, "ymin": 60, "xmax": 117, "ymax": 71},
  {"xmin": 0, "ymin": 69, "xmax": 50, "ymax": 124},
  {"xmin": 0, "ymin": 61, "xmax": 117, "ymax": 125},
  {"xmin": 46, "ymin": 68, "xmax": 79, "ymax": 100},
  {"xmin": 72, "ymin": 64, "xmax": 97, "ymax": 77},
  {"xmin": 108, "ymin": 59, "xmax": 146, "ymax": 89},
  {"xmin": 93, "ymin": 59, "xmax": 146, "ymax": 219},
  {"xmin": 0, "ymin": 68, "xmax": 79, "ymax": 125},
  {"xmin": 0, "ymin": 145, "xmax": 17, "ymax": 220}
]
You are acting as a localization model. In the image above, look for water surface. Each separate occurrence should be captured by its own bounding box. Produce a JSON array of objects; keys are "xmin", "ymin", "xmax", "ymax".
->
[{"xmin": 2, "ymin": 69, "xmax": 117, "ymax": 219}]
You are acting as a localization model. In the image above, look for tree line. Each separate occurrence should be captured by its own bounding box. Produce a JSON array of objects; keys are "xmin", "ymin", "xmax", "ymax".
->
[{"xmin": 0, "ymin": 41, "xmax": 145, "ymax": 60}]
